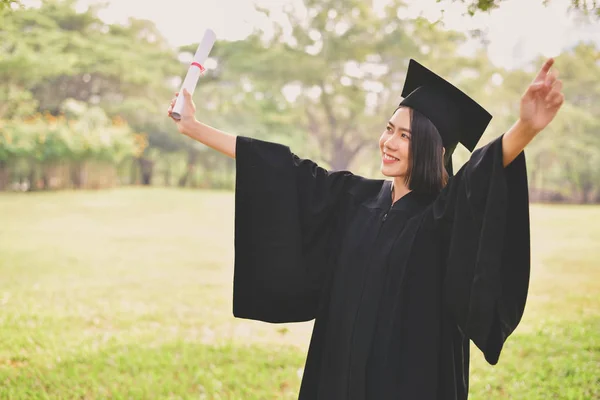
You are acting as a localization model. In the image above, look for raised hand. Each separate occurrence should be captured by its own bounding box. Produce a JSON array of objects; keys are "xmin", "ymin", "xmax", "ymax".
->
[
  {"xmin": 519, "ymin": 58, "xmax": 565, "ymax": 134},
  {"xmin": 167, "ymin": 88, "xmax": 198, "ymax": 136}
]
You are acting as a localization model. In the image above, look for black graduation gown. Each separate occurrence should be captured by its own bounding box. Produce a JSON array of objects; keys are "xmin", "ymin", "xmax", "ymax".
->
[{"xmin": 232, "ymin": 134, "xmax": 530, "ymax": 400}]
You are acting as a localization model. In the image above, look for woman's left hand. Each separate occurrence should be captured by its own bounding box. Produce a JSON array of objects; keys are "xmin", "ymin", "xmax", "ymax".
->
[{"xmin": 519, "ymin": 58, "xmax": 565, "ymax": 134}]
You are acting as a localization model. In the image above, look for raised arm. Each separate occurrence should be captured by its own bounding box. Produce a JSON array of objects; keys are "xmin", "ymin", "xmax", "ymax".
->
[
  {"xmin": 167, "ymin": 89, "xmax": 237, "ymax": 159},
  {"xmin": 502, "ymin": 58, "xmax": 564, "ymax": 167},
  {"xmin": 430, "ymin": 59, "xmax": 564, "ymax": 364}
]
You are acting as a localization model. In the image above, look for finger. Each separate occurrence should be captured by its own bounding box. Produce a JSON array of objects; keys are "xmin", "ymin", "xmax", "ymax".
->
[
  {"xmin": 533, "ymin": 58, "xmax": 554, "ymax": 83},
  {"xmin": 168, "ymin": 95, "xmax": 177, "ymax": 114},
  {"xmin": 545, "ymin": 80, "xmax": 563, "ymax": 102},
  {"xmin": 526, "ymin": 81, "xmax": 546, "ymax": 96},
  {"xmin": 545, "ymin": 92, "xmax": 560, "ymax": 104},
  {"xmin": 545, "ymin": 69, "xmax": 558, "ymax": 87},
  {"xmin": 547, "ymin": 95, "xmax": 564, "ymax": 110},
  {"xmin": 545, "ymin": 92, "xmax": 564, "ymax": 109},
  {"xmin": 553, "ymin": 79, "xmax": 563, "ymax": 92}
]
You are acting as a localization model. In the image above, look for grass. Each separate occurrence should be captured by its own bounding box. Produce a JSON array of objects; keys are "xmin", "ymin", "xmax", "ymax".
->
[{"xmin": 0, "ymin": 188, "xmax": 598, "ymax": 399}]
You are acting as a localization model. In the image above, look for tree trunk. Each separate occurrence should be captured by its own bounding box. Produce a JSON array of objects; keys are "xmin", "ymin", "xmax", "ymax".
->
[
  {"xmin": 130, "ymin": 158, "xmax": 139, "ymax": 185},
  {"xmin": 178, "ymin": 150, "xmax": 198, "ymax": 188},
  {"xmin": 27, "ymin": 164, "xmax": 37, "ymax": 191},
  {"xmin": 329, "ymin": 139, "xmax": 363, "ymax": 171},
  {"xmin": 138, "ymin": 157, "xmax": 154, "ymax": 186},
  {"xmin": 582, "ymin": 181, "xmax": 594, "ymax": 204},
  {"xmin": 164, "ymin": 163, "xmax": 172, "ymax": 187},
  {"xmin": 0, "ymin": 161, "xmax": 9, "ymax": 191},
  {"xmin": 42, "ymin": 163, "xmax": 64, "ymax": 190},
  {"xmin": 41, "ymin": 164, "xmax": 51, "ymax": 190},
  {"xmin": 70, "ymin": 161, "xmax": 86, "ymax": 189}
]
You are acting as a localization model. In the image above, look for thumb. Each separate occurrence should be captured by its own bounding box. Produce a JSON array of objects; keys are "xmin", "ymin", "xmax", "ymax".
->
[{"xmin": 181, "ymin": 88, "xmax": 196, "ymax": 118}]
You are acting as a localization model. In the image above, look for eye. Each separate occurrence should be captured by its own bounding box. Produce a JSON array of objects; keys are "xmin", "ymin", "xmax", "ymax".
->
[
  {"xmin": 386, "ymin": 126, "xmax": 393, "ymax": 132},
  {"xmin": 401, "ymin": 133, "xmax": 410, "ymax": 139}
]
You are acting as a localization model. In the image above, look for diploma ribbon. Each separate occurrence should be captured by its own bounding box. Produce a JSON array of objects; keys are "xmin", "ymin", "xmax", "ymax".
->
[{"xmin": 191, "ymin": 62, "xmax": 206, "ymax": 73}]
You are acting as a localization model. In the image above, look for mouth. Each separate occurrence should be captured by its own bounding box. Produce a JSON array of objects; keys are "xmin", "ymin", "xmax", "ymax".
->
[{"xmin": 382, "ymin": 153, "xmax": 399, "ymax": 164}]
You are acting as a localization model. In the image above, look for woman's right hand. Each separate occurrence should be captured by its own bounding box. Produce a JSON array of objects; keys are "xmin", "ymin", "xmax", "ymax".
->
[
  {"xmin": 167, "ymin": 88, "xmax": 237, "ymax": 159},
  {"xmin": 167, "ymin": 88, "xmax": 198, "ymax": 136}
]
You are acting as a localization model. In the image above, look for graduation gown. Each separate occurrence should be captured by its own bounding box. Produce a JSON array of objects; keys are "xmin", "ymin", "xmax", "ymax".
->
[{"xmin": 232, "ymin": 134, "xmax": 530, "ymax": 399}]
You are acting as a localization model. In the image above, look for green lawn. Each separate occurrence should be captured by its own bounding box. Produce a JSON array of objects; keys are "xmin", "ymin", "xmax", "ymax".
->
[{"xmin": 1, "ymin": 188, "xmax": 598, "ymax": 399}]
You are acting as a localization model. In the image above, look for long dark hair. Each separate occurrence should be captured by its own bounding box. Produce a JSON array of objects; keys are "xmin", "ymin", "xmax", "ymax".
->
[{"xmin": 401, "ymin": 106, "xmax": 449, "ymax": 195}]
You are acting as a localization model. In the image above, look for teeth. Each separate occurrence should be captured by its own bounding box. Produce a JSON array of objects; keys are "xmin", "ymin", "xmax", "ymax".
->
[{"xmin": 384, "ymin": 153, "xmax": 398, "ymax": 161}]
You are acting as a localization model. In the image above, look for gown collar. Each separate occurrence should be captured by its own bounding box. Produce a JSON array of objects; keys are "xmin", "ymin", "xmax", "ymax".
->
[{"xmin": 376, "ymin": 180, "xmax": 435, "ymax": 213}]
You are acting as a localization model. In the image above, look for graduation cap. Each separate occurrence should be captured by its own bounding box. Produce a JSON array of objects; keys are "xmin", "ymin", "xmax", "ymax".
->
[{"xmin": 398, "ymin": 59, "xmax": 492, "ymax": 175}]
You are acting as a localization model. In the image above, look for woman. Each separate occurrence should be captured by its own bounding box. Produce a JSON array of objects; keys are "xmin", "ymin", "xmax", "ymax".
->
[{"xmin": 168, "ymin": 58, "xmax": 564, "ymax": 399}]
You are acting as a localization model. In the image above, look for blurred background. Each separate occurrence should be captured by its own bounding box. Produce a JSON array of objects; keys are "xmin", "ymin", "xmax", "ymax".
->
[{"xmin": 0, "ymin": 0, "xmax": 598, "ymax": 398}]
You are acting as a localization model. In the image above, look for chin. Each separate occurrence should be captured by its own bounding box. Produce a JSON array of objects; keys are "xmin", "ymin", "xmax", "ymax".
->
[
  {"xmin": 380, "ymin": 165, "xmax": 396, "ymax": 178},
  {"xmin": 381, "ymin": 164, "xmax": 406, "ymax": 178}
]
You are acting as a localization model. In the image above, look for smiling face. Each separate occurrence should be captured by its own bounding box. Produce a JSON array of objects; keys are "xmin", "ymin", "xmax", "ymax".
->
[
  {"xmin": 379, "ymin": 106, "xmax": 450, "ymax": 196},
  {"xmin": 379, "ymin": 107, "xmax": 412, "ymax": 179}
]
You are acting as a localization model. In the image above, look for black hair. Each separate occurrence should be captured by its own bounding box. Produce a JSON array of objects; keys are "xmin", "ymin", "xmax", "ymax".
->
[{"xmin": 400, "ymin": 106, "xmax": 449, "ymax": 195}]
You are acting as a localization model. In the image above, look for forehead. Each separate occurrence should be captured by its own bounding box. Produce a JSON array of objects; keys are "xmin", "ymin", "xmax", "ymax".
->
[{"xmin": 389, "ymin": 107, "xmax": 411, "ymax": 128}]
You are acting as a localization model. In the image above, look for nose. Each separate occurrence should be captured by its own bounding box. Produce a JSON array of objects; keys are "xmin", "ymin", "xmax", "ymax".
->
[{"xmin": 384, "ymin": 136, "xmax": 398, "ymax": 152}]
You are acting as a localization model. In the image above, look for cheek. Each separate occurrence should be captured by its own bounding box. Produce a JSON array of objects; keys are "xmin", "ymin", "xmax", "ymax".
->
[
  {"xmin": 400, "ymin": 141, "xmax": 411, "ymax": 159},
  {"xmin": 397, "ymin": 143, "xmax": 410, "ymax": 171}
]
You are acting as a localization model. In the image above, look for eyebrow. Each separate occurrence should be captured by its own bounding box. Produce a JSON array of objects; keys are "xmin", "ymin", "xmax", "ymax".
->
[{"xmin": 387, "ymin": 121, "xmax": 412, "ymax": 134}]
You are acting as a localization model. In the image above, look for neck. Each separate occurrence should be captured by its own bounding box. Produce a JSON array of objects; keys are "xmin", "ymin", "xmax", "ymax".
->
[{"xmin": 391, "ymin": 177, "xmax": 411, "ymax": 203}]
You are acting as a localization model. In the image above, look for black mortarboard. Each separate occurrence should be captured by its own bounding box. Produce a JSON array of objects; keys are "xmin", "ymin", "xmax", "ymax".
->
[{"xmin": 398, "ymin": 59, "xmax": 492, "ymax": 175}]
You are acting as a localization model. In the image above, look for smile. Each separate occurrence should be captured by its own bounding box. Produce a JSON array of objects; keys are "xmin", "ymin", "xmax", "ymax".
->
[{"xmin": 383, "ymin": 153, "xmax": 399, "ymax": 162}]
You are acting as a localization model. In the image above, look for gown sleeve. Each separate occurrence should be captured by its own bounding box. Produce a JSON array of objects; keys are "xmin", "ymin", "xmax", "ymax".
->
[
  {"xmin": 232, "ymin": 136, "xmax": 355, "ymax": 324},
  {"xmin": 431, "ymin": 134, "xmax": 531, "ymax": 365}
]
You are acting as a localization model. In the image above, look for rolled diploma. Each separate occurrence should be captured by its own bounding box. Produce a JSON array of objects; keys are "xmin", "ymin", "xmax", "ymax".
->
[{"xmin": 171, "ymin": 29, "xmax": 216, "ymax": 121}]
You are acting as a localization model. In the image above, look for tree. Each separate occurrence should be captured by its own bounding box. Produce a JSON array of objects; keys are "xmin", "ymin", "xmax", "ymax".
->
[
  {"xmin": 437, "ymin": 0, "xmax": 599, "ymax": 18},
  {"xmin": 532, "ymin": 43, "xmax": 600, "ymax": 202},
  {"xmin": 0, "ymin": 0, "xmax": 18, "ymax": 11},
  {"xmin": 494, "ymin": 43, "xmax": 600, "ymax": 203},
  {"xmin": 201, "ymin": 0, "xmax": 600, "ymax": 202},
  {"xmin": 0, "ymin": 0, "xmax": 191, "ymax": 186},
  {"xmin": 0, "ymin": 105, "xmax": 140, "ymax": 190},
  {"xmin": 209, "ymin": 0, "xmax": 498, "ymax": 173}
]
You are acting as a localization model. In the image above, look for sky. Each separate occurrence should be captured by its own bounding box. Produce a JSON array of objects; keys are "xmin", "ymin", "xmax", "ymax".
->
[{"xmin": 24, "ymin": 0, "xmax": 600, "ymax": 70}]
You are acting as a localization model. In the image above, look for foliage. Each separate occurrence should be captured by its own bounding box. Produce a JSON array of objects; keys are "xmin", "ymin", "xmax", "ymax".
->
[
  {"xmin": 0, "ymin": 103, "xmax": 143, "ymax": 190},
  {"xmin": 208, "ymin": 0, "xmax": 483, "ymax": 171},
  {"xmin": 0, "ymin": 0, "xmax": 18, "ymax": 11},
  {"xmin": 490, "ymin": 43, "xmax": 600, "ymax": 203},
  {"xmin": 437, "ymin": 0, "xmax": 600, "ymax": 17},
  {"xmin": 0, "ymin": 0, "xmax": 598, "ymax": 201},
  {"xmin": 0, "ymin": 0, "xmax": 185, "ymax": 156},
  {"xmin": 0, "ymin": 106, "xmax": 140, "ymax": 164}
]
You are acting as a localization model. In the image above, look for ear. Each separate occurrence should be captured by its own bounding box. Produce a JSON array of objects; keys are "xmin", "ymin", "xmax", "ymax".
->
[{"xmin": 442, "ymin": 147, "xmax": 446, "ymax": 157}]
